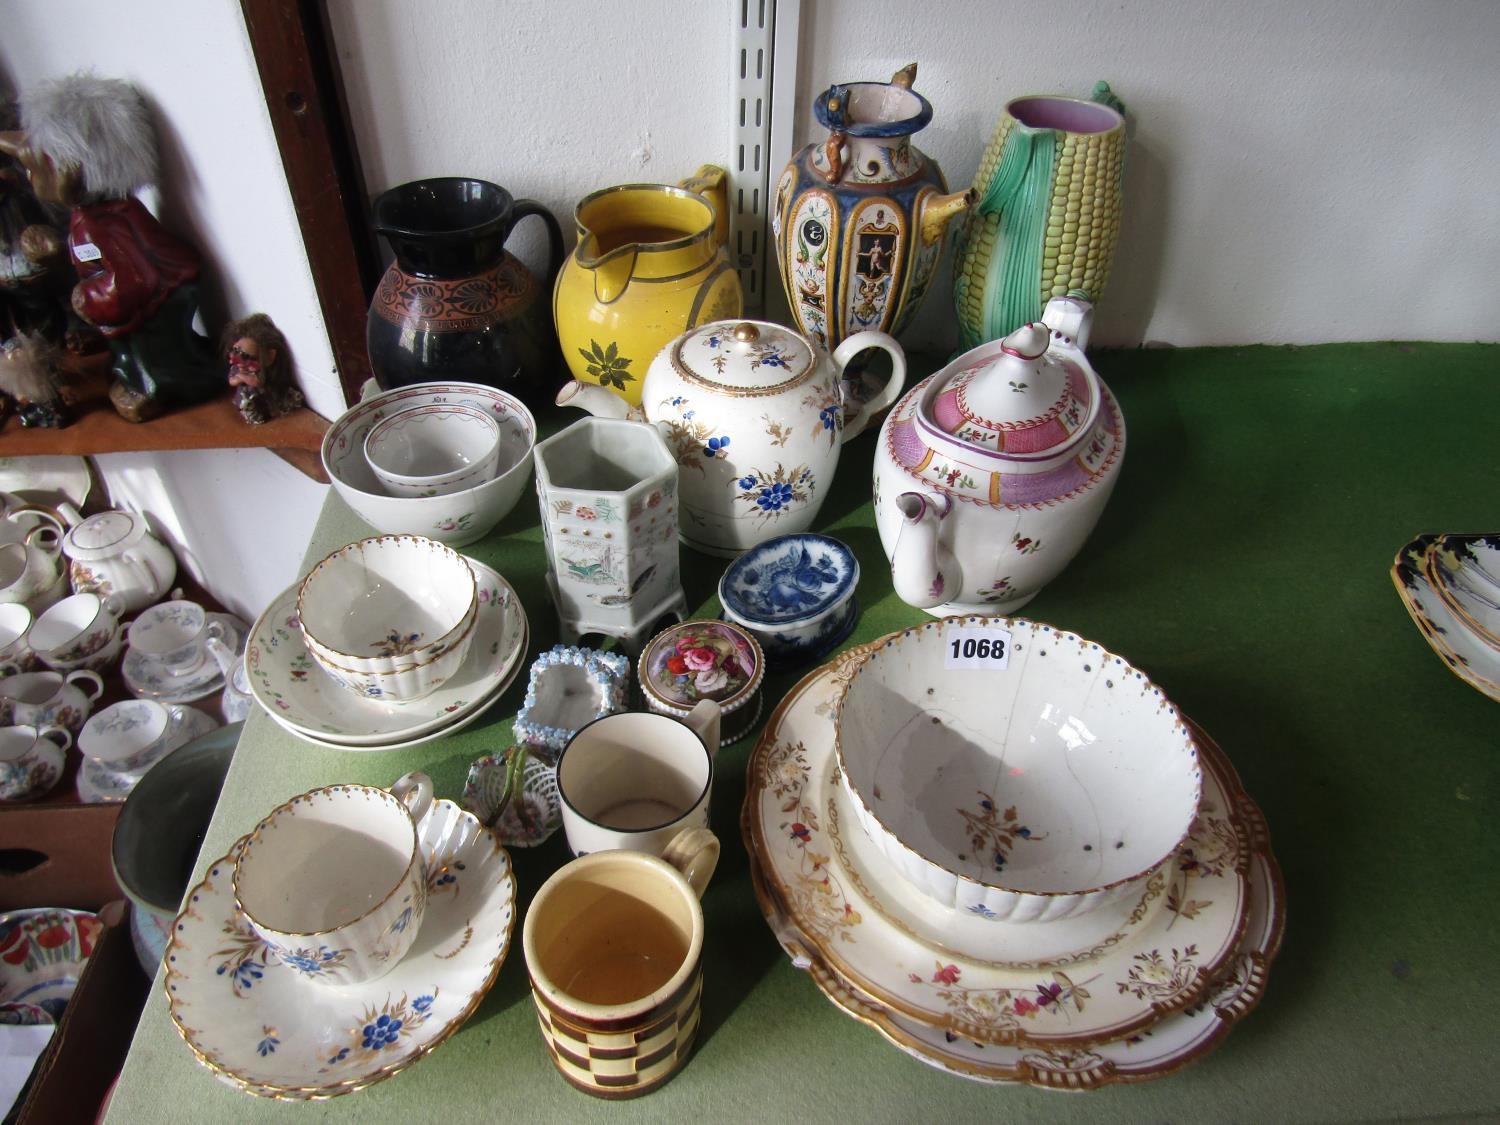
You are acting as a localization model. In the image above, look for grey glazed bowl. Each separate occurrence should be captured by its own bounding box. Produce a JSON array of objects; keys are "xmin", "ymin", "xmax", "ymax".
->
[{"xmin": 111, "ymin": 723, "xmax": 241, "ymax": 974}]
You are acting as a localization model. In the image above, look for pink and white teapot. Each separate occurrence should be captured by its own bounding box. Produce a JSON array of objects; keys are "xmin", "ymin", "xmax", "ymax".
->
[{"xmin": 873, "ymin": 297, "xmax": 1125, "ymax": 613}]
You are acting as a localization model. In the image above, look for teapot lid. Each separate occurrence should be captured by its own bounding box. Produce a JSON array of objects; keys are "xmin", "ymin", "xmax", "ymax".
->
[
  {"xmin": 62, "ymin": 510, "xmax": 148, "ymax": 562},
  {"xmin": 670, "ymin": 321, "xmax": 815, "ymax": 394},
  {"xmin": 918, "ymin": 323, "xmax": 1097, "ymax": 459}
]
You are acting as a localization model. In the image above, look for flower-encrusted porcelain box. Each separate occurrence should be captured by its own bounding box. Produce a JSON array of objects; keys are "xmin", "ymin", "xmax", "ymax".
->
[
  {"xmin": 512, "ymin": 645, "xmax": 631, "ymax": 762},
  {"xmin": 638, "ymin": 619, "xmax": 764, "ymax": 743}
]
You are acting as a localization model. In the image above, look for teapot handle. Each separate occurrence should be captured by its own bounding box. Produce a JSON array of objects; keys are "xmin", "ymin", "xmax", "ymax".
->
[
  {"xmin": 508, "ymin": 199, "xmax": 565, "ymax": 287},
  {"xmin": 833, "ymin": 331, "xmax": 907, "ymax": 441}
]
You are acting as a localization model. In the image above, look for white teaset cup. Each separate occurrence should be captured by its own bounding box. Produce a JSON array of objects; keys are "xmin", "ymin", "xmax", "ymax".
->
[
  {"xmin": 126, "ymin": 597, "xmax": 227, "ymax": 677},
  {"xmin": 79, "ymin": 699, "xmax": 192, "ymax": 774},
  {"xmin": 0, "ymin": 603, "xmax": 38, "ymax": 677},
  {"xmin": 231, "ymin": 772, "xmax": 436, "ymax": 985},
  {"xmin": 29, "ymin": 592, "xmax": 126, "ymax": 674},
  {"xmin": 364, "ymin": 403, "xmax": 502, "ymax": 498}
]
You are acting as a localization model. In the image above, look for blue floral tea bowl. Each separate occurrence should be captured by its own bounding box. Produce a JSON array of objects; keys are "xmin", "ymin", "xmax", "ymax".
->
[{"xmin": 718, "ymin": 533, "xmax": 859, "ymax": 666}]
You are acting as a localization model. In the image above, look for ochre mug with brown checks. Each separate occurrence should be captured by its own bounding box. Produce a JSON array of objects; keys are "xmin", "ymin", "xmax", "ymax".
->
[{"xmin": 522, "ymin": 829, "xmax": 717, "ymax": 1098}]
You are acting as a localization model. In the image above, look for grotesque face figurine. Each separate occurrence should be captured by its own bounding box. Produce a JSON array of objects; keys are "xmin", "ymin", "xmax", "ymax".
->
[{"xmin": 220, "ymin": 312, "xmax": 302, "ymax": 425}]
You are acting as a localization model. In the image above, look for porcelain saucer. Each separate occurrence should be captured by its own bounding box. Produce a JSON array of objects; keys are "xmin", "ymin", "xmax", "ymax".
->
[
  {"xmin": 1391, "ymin": 535, "xmax": 1500, "ymax": 702},
  {"xmin": 0, "ymin": 908, "xmax": 102, "ymax": 1021},
  {"xmin": 1428, "ymin": 534, "xmax": 1500, "ymax": 647},
  {"xmin": 76, "ymin": 704, "xmax": 221, "ymax": 804},
  {"xmin": 258, "ymin": 617, "xmax": 527, "ymax": 753},
  {"xmin": 246, "ymin": 558, "xmax": 527, "ymax": 748},
  {"xmin": 123, "ymin": 614, "xmax": 247, "ymax": 704},
  {"xmin": 164, "ymin": 798, "xmax": 516, "ymax": 1099},
  {"xmin": 751, "ymin": 844, "xmax": 1284, "ymax": 1089},
  {"xmin": 0, "ymin": 455, "xmax": 92, "ymax": 510},
  {"xmin": 745, "ymin": 651, "xmax": 1251, "ymax": 1048}
]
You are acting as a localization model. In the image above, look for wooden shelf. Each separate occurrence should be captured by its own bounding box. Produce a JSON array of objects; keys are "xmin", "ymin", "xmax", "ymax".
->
[{"xmin": 0, "ymin": 359, "xmax": 332, "ymax": 481}]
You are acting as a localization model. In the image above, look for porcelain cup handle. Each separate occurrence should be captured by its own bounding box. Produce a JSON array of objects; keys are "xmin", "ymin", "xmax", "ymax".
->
[
  {"xmin": 38, "ymin": 723, "xmax": 71, "ymax": 754},
  {"xmin": 22, "ymin": 523, "xmax": 61, "ymax": 555},
  {"xmin": 65, "ymin": 669, "xmax": 104, "ymax": 703},
  {"xmin": 100, "ymin": 592, "xmax": 126, "ymax": 620},
  {"xmin": 204, "ymin": 628, "xmax": 236, "ymax": 677},
  {"xmin": 682, "ymin": 699, "xmax": 721, "ymax": 760},
  {"xmin": 660, "ymin": 826, "xmax": 719, "ymax": 898},
  {"xmin": 833, "ymin": 331, "xmax": 907, "ymax": 441},
  {"xmin": 56, "ymin": 502, "xmax": 83, "ymax": 530},
  {"xmin": 391, "ymin": 771, "xmax": 435, "ymax": 832}
]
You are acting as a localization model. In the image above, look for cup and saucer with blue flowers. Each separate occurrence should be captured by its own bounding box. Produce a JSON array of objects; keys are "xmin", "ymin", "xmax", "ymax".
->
[{"xmin": 162, "ymin": 797, "xmax": 516, "ymax": 1098}]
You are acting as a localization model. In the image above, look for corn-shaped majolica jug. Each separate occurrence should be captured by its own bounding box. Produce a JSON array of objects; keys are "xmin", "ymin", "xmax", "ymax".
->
[
  {"xmin": 772, "ymin": 63, "xmax": 973, "ymax": 351},
  {"xmin": 952, "ymin": 82, "xmax": 1127, "ymax": 350}
]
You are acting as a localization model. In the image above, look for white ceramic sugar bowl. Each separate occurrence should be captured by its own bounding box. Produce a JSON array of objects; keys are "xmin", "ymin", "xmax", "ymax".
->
[
  {"xmin": 874, "ymin": 297, "xmax": 1125, "ymax": 614},
  {"xmin": 559, "ymin": 319, "xmax": 906, "ymax": 556},
  {"xmin": 58, "ymin": 505, "xmax": 177, "ymax": 614}
]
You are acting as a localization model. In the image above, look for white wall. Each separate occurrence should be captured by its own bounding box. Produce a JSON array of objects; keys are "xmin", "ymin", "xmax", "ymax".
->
[
  {"xmin": 791, "ymin": 0, "xmax": 1500, "ymax": 348},
  {"xmin": 0, "ymin": 0, "xmax": 334, "ymax": 617},
  {"xmin": 326, "ymin": 0, "xmax": 735, "ymax": 278},
  {"xmin": 329, "ymin": 0, "xmax": 1499, "ymax": 348}
]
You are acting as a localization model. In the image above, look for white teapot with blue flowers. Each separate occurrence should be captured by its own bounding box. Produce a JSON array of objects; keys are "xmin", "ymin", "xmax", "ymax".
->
[{"xmin": 559, "ymin": 319, "xmax": 904, "ymax": 556}]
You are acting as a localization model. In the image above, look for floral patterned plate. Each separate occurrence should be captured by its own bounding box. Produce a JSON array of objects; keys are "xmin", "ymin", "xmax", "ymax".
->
[
  {"xmin": 749, "ymin": 841, "xmax": 1284, "ymax": 1089},
  {"xmin": 164, "ymin": 799, "xmax": 516, "ymax": 1099},
  {"xmin": 122, "ymin": 615, "xmax": 246, "ymax": 704},
  {"xmin": 0, "ymin": 908, "xmax": 102, "ymax": 1021},
  {"xmin": 744, "ymin": 652, "xmax": 1251, "ymax": 1048},
  {"xmin": 75, "ymin": 704, "xmax": 220, "ymax": 804},
  {"xmin": 246, "ymin": 558, "xmax": 528, "ymax": 747},
  {"xmin": 1391, "ymin": 535, "xmax": 1500, "ymax": 703}
]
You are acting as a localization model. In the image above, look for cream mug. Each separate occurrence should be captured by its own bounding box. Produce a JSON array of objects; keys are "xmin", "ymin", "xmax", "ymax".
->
[
  {"xmin": 556, "ymin": 700, "xmax": 721, "ymax": 859},
  {"xmin": 231, "ymin": 771, "xmax": 435, "ymax": 986},
  {"xmin": 0, "ymin": 724, "xmax": 71, "ymax": 801},
  {"xmin": 0, "ymin": 669, "xmax": 104, "ymax": 735},
  {"xmin": 522, "ymin": 836, "xmax": 714, "ymax": 1099},
  {"xmin": 0, "ymin": 603, "xmax": 38, "ymax": 677}
]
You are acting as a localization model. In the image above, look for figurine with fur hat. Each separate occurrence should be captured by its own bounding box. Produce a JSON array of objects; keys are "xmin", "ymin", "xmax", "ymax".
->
[
  {"xmin": 0, "ymin": 72, "xmax": 219, "ymax": 422},
  {"xmin": 221, "ymin": 312, "xmax": 303, "ymax": 424}
]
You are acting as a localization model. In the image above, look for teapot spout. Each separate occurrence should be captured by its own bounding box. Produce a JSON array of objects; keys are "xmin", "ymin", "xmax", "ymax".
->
[
  {"xmin": 920, "ymin": 187, "xmax": 977, "ymax": 246},
  {"xmin": 891, "ymin": 491, "xmax": 959, "ymax": 609},
  {"xmin": 556, "ymin": 380, "xmax": 632, "ymax": 420}
]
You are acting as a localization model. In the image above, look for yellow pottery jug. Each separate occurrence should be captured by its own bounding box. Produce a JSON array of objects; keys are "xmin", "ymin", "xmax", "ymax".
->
[{"xmin": 554, "ymin": 165, "xmax": 742, "ymax": 408}]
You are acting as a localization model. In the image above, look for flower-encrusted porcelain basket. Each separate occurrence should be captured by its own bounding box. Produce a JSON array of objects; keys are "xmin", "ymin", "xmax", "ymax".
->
[{"xmin": 512, "ymin": 645, "xmax": 631, "ymax": 762}]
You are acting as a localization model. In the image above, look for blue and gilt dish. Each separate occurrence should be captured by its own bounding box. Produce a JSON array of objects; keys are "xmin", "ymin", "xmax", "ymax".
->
[{"xmin": 718, "ymin": 534, "xmax": 859, "ymax": 667}]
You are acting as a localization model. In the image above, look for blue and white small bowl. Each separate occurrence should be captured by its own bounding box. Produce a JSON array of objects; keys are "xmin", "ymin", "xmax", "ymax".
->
[{"xmin": 718, "ymin": 533, "xmax": 860, "ymax": 667}]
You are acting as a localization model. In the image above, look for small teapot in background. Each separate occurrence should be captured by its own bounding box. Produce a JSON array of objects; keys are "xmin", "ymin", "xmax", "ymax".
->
[{"xmin": 57, "ymin": 504, "xmax": 177, "ymax": 613}]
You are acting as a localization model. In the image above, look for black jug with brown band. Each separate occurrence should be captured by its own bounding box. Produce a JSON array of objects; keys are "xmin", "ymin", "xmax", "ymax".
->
[{"xmin": 366, "ymin": 177, "xmax": 565, "ymax": 408}]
